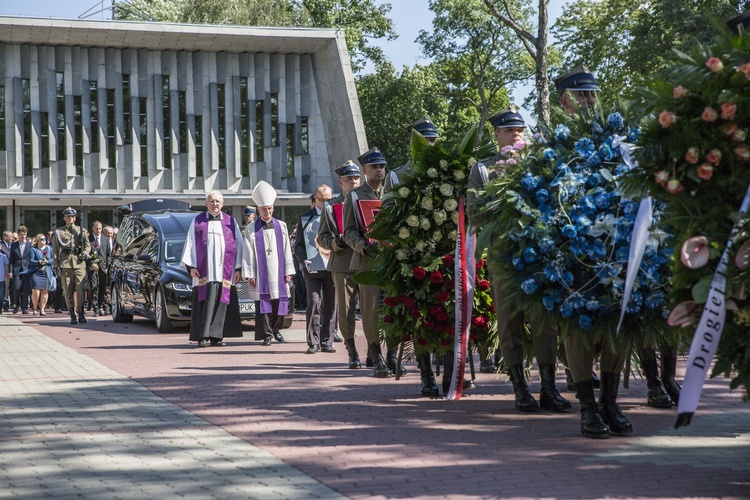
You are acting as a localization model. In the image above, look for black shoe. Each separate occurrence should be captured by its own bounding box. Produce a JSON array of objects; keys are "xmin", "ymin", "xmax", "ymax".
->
[
  {"xmin": 463, "ymin": 379, "xmax": 477, "ymax": 391},
  {"xmin": 70, "ymin": 317, "xmax": 78, "ymax": 325},
  {"xmin": 54, "ymin": 309, "xmax": 62, "ymax": 314},
  {"xmin": 321, "ymin": 345, "xmax": 336, "ymax": 353},
  {"xmin": 539, "ymin": 364, "xmax": 572, "ymax": 412},
  {"xmin": 12, "ymin": 308, "xmax": 18, "ymax": 314},
  {"xmin": 366, "ymin": 352, "xmax": 374, "ymax": 368},
  {"xmin": 386, "ymin": 347, "xmax": 407, "ymax": 376},
  {"xmin": 479, "ymin": 359, "xmax": 497, "ymax": 373},
  {"xmin": 333, "ymin": 332, "xmax": 344, "ymax": 343},
  {"xmin": 306, "ymin": 344, "xmax": 320, "ymax": 354},
  {"xmin": 262, "ymin": 336, "xmax": 272, "ymax": 346},
  {"xmin": 197, "ymin": 340, "xmax": 209, "ymax": 348},
  {"xmin": 599, "ymin": 372, "xmax": 633, "ymax": 435},
  {"xmin": 22, "ymin": 310, "xmax": 28, "ymax": 315},
  {"xmin": 345, "ymin": 338, "xmax": 361, "ymax": 369},
  {"xmin": 97, "ymin": 309, "xmax": 105, "ymax": 317},
  {"xmin": 273, "ymin": 331, "xmax": 285, "ymax": 343},
  {"xmin": 78, "ymin": 315, "xmax": 87, "ymax": 324},
  {"xmin": 210, "ymin": 340, "xmax": 227, "ymax": 347},
  {"xmin": 509, "ymin": 364, "xmax": 540, "ymax": 412},
  {"xmin": 575, "ymin": 380, "xmax": 610, "ymax": 439}
]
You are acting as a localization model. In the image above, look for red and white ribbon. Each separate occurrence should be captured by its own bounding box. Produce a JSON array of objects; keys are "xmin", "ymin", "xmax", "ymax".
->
[{"xmin": 447, "ymin": 196, "xmax": 476, "ymax": 400}]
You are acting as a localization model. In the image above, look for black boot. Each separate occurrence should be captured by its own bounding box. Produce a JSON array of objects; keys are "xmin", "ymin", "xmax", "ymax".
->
[
  {"xmin": 598, "ymin": 372, "xmax": 633, "ymax": 435},
  {"xmin": 661, "ymin": 354, "xmax": 681, "ymax": 405},
  {"xmin": 70, "ymin": 311, "xmax": 78, "ymax": 325},
  {"xmin": 78, "ymin": 308, "xmax": 87, "ymax": 324},
  {"xmin": 344, "ymin": 338, "xmax": 361, "ymax": 369},
  {"xmin": 539, "ymin": 364, "xmax": 572, "ymax": 411},
  {"xmin": 641, "ymin": 354, "xmax": 672, "ymax": 408},
  {"xmin": 386, "ymin": 345, "xmax": 407, "ymax": 376},
  {"xmin": 365, "ymin": 350, "xmax": 374, "ymax": 368},
  {"xmin": 368, "ymin": 343, "xmax": 391, "ymax": 378},
  {"xmin": 508, "ymin": 364, "xmax": 539, "ymax": 412},
  {"xmin": 575, "ymin": 380, "xmax": 609, "ymax": 439},
  {"xmin": 417, "ymin": 353, "xmax": 439, "ymax": 397}
]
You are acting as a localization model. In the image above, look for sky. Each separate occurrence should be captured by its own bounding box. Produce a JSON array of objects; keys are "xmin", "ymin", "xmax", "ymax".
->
[{"xmin": 0, "ymin": 0, "xmax": 571, "ymax": 114}]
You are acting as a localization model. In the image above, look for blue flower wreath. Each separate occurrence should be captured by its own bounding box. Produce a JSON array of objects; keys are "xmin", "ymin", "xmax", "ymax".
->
[{"xmin": 473, "ymin": 109, "xmax": 672, "ymax": 343}]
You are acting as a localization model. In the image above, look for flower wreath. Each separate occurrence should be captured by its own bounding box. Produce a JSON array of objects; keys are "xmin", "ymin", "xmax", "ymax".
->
[
  {"xmin": 632, "ymin": 27, "xmax": 750, "ymax": 400},
  {"xmin": 472, "ymin": 108, "xmax": 672, "ymax": 348},
  {"xmin": 359, "ymin": 125, "xmax": 498, "ymax": 355}
]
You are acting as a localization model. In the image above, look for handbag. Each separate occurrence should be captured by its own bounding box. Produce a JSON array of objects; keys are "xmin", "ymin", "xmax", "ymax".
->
[{"xmin": 48, "ymin": 275, "xmax": 57, "ymax": 292}]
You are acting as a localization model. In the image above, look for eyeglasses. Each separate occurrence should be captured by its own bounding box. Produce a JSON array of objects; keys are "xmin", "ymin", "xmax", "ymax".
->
[{"xmin": 39, "ymin": 238, "xmax": 47, "ymax": 242}]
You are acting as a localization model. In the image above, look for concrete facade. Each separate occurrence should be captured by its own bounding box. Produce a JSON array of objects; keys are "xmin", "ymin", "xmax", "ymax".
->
[{"xmin": 0, "ymin": 16, "xmax": 367, "ymax": 233}]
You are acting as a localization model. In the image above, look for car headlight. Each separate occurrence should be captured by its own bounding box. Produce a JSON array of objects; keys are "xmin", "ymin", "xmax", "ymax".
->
[{"xmin": 166, "ymin": 282, "xmax": 192, "ymax": 292}]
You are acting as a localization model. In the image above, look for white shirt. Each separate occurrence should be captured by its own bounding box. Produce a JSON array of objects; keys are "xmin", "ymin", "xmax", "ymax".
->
[{"xmin": 180, "ymin": 213, "xmax": 243, "ymax": 284}]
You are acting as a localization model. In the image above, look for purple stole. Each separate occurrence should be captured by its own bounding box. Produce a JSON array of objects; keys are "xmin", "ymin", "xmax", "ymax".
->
[
  {"xmin": 193, "ymin": 211, "xmax": 236, "ymax": 304},
  {"xmin": 254, "ymin": 217, "xmax": 289, "ymax": 315}
]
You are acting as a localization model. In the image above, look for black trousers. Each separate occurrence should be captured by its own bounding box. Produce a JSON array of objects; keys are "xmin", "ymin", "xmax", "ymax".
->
[
  {"xmin": 302, "ymin": 268, "xmax": 336, "ymax": 347},
  {"xmin": 255, "ymin": 299, "xmax": 283, "ymax": 340}
]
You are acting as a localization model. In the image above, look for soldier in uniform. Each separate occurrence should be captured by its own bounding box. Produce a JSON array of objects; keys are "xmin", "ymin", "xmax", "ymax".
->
[
  {"xmin": 555, "ymin": 65, "xmax": 632, "ymax": 438},
  {"xmin": 469, "ymin": 108, "xmax": 571, "ymax": 413},
  {"xmin": 317, "ymin": 160, "xmax": 362, "ymax": 368},
  {"xmin": 343, "ymin": 148, "xmax": 397, "ymax": 378},
  {"xmin": 52, "ymin": 207, "xmax": 91, "ymax": 325},
  {"xmin": 384, "ymin": 116, "xmax": 439, "ymax": 192},
  {"xmin": 240, "ymin": 206, "xmax": 256, "ymax": 235}
]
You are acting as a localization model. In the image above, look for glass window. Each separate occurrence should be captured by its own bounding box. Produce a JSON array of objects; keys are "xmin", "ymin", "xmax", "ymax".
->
[
  {"xmin": 0, "ymin": 86, "xmax": 5, "ymax": 151},
  {"xmin": 22, "ymin": 79, "xmax": 31, "ymax": 176},
  {"xmin": 56, "ymin": 73, "xmax": 66, "ymax": 161},
  {"xmin": 270, "ymin": 93, "xmax": 278, "ymax": 147},
  {"xmin": 240, "ymin": 77, "xmax": 248, "ymax": 175},
  {"xmin": 122, "ymin": 75, "xmax": 131, "ymax": 145},
  {"xmin": 107, "ymin": 88, "xmax": 115, "ymax": 168},
  {"xmin": 74, "ymin": 95, "xmax": 83, "ymax": 175},
  {"xmin": 162, "ymin": 76, "xmax": 171, "ymax": 169},
  {"xmin": 90, "ymin": 81, "xmax": 99, "ymax": 153},
  {"xmin": 286, "ymin": 123, "xmax": 294, "ymax": 178},
  {"xmin": 300, "ymin": 116, "xmax": 309, "ymax": 155},
  {"xmin": 255, "ymin": 100, "xmax": 264, "ymax": 162},
  {"xmin": 139, "ymin": 97, "xmax": 148, "ymax": 176}
]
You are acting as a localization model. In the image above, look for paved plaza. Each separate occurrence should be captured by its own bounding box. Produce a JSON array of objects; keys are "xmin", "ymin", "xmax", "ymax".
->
[{"xmin": 1, "ymin": 313, "xmax": 748, "ymax": 499}]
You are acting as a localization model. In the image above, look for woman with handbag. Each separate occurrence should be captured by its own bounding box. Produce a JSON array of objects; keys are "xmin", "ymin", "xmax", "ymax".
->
[{"xmin": 28, "ymin": 234, "xmax": 54, "ymax": 316}]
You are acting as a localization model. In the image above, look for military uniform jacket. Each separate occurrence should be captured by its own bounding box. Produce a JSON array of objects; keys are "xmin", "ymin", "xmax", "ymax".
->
[
  {"xmin": 317, "ymin": 193, "xmax": 354, "ymax": 273},
  {"xmin": 468, "ymin": 151, "xmax": 505, "ymax": 218},
  {"xmin": 53, "ymin": 224, "xmax": 91, "ymax": 270},
  {"xmin": 343, "ymin": 182, "xmax": 381, "ymax": 272}
]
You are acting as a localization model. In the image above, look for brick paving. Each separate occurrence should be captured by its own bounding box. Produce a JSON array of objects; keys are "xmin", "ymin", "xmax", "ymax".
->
[{"xmin": 1, "ymin": 311, "xmax": 749, "ymax": 499}]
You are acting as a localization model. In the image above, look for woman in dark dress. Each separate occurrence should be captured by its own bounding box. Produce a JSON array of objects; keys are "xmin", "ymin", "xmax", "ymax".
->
[{"xmin": 28, "ymin": 234, "xmax": 53, "ymax": 316}]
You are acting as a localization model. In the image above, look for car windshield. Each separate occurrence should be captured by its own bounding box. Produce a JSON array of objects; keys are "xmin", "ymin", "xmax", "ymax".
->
[{"xmin": 164, "ymin": 239, "xmax": 185, "ymax": 264}]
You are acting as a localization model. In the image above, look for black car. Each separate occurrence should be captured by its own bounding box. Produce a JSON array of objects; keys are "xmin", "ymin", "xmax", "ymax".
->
[{"xmin": 108, "ymin": 199, "xmax": 294, "ymax": 333}]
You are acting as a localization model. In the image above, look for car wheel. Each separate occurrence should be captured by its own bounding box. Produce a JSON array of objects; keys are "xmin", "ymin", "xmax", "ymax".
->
[
  {"xmin": 155, "ymin": 287, "xmax": 175, "ymax": 333},
  {"xmin": 111, "ymin": 285, "xmax": 133, "ymax": 323}
]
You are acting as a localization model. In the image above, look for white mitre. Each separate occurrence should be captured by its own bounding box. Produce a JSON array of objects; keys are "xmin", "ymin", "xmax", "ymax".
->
[{"xmin": 251, "ymin": 180, "xmax": 277, "ymax": 207}]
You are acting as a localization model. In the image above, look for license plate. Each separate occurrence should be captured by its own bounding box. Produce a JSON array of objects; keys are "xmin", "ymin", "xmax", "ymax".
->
[{"xmin": 239, "ymin": 302, "xmax": 254, "ymax": 314}]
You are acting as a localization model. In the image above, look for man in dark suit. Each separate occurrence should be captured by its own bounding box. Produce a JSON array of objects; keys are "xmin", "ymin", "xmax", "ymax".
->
[
  {"xmin": 1, "ymin": 231, "xmax": 12, "ymax": 311},
  {"xmin": 10, "ymin": 225, "xmax": 32, "ymax": 314},
  {"xmin": 294, "ymin": 184, "xmax": 337, "ymax": 354},
  {"xmin": 87, "ymin": 220, "xmax": 110, "ymax": 316}
]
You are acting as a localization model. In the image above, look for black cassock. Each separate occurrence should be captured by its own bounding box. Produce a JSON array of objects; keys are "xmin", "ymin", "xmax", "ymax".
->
[{"xmin": 189, "ymin": 282, "xmax": 243, "ymax": 341}]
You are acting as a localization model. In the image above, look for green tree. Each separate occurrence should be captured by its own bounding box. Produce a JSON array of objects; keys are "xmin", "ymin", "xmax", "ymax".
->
[
  {"xmin": 482, "ymin": 0, "xmax": 554, "ymax": 125},
  {"xmin": 301, "ymin": 0, "xmax": 397, "ymax": 73},
  {"xmin": 114, "ymin": 0, "xmax": 396, "ymax": 74},
  {"xmin": 419, "ymin": 0, "xmax": 526, "ymax": 144},
  {"xmin": 356, "ymin": 62, "xmax": 472, "ymax": 167},
  {"xmin": 553, "ymin": 0, "xmax": 750, "ymax": 100}
]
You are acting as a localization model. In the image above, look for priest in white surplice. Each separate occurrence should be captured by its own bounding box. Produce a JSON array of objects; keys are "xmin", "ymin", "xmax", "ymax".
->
[
  {"xmin": 242, "ymin": 181, "xmax": 296, "ymax": 345},
  {"xmin": 181, "ymin": 190, "xmax": 244, "ymax": 347}
]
